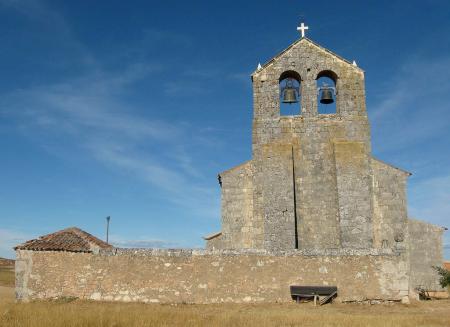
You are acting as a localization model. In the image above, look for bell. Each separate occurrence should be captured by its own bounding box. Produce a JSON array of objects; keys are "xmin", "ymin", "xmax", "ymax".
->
[
  {"xmin": 320, "ymin": 87, "xmax": 334, "ymax": 104},
  {"xmin": 282, "ymin": 88, "xmax": 298, "ymax": 104}
]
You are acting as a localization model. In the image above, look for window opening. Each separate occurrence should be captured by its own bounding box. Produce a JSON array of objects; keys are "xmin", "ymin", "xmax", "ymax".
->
[
  {"xmin": 279, "ymin": 71, "xmax": 301, "ymax": 116},
  {"xmin": 317, "ymin": 71, "xmax": 337, "ymax": 114}
]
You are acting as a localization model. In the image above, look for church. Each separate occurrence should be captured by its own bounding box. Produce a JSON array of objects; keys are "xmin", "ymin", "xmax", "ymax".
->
[
  {"xmin": 205, "ymin": 24, "xmax": 445, "ymax": 288},
  {"xmin": 14, "ymin": 24, "xmax": 446, "ymax": 304}
]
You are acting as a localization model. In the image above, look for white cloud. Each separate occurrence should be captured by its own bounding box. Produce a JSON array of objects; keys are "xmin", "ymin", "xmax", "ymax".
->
[
  {"xmin": 370, "ymin": 56, "xmax": 450, "ymax": 121},
  {"xmin": 0, "ymin": 228, "xmax": 30, "ymax": 259},
  {"xmin": 109, "ymin": 234, "xmax": 180, "ymax": 249},
  {"xmin": 370, "ymin": 56, "xmax": 450, "ymax": 154},
  {"xmin": 0, "ymin": 0, "xmax": 223, "ymax": 224},
  {"xmin": 1, "ymin": 54, "xmax": 220, "ymax": 220}
]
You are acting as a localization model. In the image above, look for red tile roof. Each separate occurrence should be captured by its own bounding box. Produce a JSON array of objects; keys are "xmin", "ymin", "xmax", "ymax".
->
[
  {"xmin": 444, "ymin": 262, "xmax": 450, "ymax": 271},
  {"xmin": 14, "ymin": 227, "xmax": 113, "ymax": 253}
]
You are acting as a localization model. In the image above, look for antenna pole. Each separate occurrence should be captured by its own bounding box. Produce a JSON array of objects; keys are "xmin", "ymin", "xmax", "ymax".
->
[{"xmin": 106, "ymin": 216, "xmax": 111, "ymax": 244}]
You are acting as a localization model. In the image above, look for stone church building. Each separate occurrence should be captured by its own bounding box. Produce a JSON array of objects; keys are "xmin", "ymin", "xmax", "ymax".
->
[
  {"xmin": 205, "ymin": 36, "xmax": 444, "ymax": 260},
  {"xmin": 15, "ymin": 29, "xmax": 446, "ymax": 304}
]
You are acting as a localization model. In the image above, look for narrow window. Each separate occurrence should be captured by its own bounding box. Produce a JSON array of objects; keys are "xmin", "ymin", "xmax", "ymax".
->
[
  {"xmin": 316, "ymin": 70, "xmax": 337, "ymax": 114},
  {"xmin": 279, "ymin": 71, "xmax": 301, "ymax": 116}
]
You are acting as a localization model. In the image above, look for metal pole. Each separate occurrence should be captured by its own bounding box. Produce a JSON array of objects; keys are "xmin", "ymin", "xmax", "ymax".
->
[{"xmin": 106, "ymin": 216, "xmax": 110, "ymax": 244}]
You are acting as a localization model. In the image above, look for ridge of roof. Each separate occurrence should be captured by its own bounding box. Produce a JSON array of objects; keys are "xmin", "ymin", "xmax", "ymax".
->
[
  {"xmin": 14, "ymin": 227, "xmax": 112, "ymax": 253},
  {"xmin": 203, "ymin": 231, "xmax": 222, "ymax": 240},
  {"xmin": 372, "ymin": 157, "xmax": 412, "ymax": 176},
  {"xmin": 219, "ymin": 160, "xmax": 252, "ymax": 176},
  {"xmin": 252, "ymin": 37, "xmax": 364, "ymax": 75},
  {"xmin": 409, "ymin": 217, "xmax": 447, "ymax": 231}
]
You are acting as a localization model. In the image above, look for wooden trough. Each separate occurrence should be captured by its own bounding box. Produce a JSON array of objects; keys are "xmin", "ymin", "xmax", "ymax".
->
[{"xmin": 290, "ymin": 286, "xmax": 338, "ymax": 305}]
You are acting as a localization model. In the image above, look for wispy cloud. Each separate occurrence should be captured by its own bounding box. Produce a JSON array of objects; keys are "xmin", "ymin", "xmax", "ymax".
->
[
  {"xmin": 0, "ymin": 0, "xmax": 220, "ymax": 220},
  {"xmin": 0, "ymin": 228, "xmax": 30, "ymax": 259},
  {"xmin": 370, "ymin": 56, "xmax": 450, "ymax": 153},
  {"xmin": 110, "ymin": 234, "xmax": 180, "ymax": 249},
  {"xmin": 1, "ymin": 63, "xmax": 220, "ymax": 217}
]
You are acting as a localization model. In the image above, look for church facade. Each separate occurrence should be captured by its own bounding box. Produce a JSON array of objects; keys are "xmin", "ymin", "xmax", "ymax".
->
[{"xmin": 205, "ymin": 36, "xmax": 445, "ymax": 279}]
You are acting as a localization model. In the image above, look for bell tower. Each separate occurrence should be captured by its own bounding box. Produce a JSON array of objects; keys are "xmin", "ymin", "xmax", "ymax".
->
[
  {"xmin": 206, "ymin": 23, "xmax": 410, "ymax": 252},
  {"xmin": 250, "ymin": 27, "xmax": 372, "ymax": 250}
]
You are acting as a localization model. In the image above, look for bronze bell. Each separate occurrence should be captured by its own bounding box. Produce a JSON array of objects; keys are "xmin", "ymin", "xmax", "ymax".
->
[
  {"xmin": 282, "ymin": 88, "xmax": 298, "ymax": 104},
  {"xmin": 282, "ymin": 78, "xmax": 298, "ymax": 104},
  {"xmin": 320, "ymin": 86, "xmax": 334, "ymax": 104}
]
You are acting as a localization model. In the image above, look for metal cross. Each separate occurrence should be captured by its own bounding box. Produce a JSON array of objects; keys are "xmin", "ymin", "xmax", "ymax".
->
[{"xmin": 297, "ymin": 22, "xmax": 309, "ymax": 38}]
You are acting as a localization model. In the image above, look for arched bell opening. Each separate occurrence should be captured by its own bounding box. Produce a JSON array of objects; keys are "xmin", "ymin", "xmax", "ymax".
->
[
  {"xmin": 279, "ymin": 71, "xmax": 301, "ymax": 116},
  {"xmin": 316, "ymin": 70, "xmax": 338, "ymax": 114}
]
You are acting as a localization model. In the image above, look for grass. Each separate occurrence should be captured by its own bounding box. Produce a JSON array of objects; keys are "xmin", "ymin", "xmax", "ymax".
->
[
  {"xmin": 0, "ymin": 266, "xmax": 14, "ymax": 287},
  {"xmin": 0, "ymin": 266, "xmax": 449, "ymax": 327},
  {"xmin": 1, "ymin": 285, "xmax": 450, "ymax": 327}
]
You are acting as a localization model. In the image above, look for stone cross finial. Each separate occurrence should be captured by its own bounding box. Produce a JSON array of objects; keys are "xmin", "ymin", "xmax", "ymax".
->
[{"xmin": 297, "ymin": 22, "xmax": 309, "ymax": 38}]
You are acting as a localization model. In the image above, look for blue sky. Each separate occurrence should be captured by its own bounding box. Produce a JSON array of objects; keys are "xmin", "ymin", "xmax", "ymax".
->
[{"xmin": 0, "ymin": 0, "xmax": 449, "ymax": 259}]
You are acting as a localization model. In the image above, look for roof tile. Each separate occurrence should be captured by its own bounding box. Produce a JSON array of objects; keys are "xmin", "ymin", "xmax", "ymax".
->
[{"xmin": 14, "ymin": 227, "xmax": 112, "ymax": 253}]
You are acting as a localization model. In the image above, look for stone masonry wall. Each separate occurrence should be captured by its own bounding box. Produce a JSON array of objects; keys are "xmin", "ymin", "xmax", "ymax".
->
[
  {"xmin": 205, "ymin": 234, "xmax": 223, "ymax": 250},
  {"xmin": 334, "ymin": 141, "xmax": 373, "ymax": 248},
  {"xmin": 16, "ymin": 249, "xmax": 410, "ymax": 303},
  {"xmin": 249, "ymin": 38, "xmax": 373, "ymax": 251},
  {"xmin": 220, "ymin": 161, "xmax": 255, "ymax": 249},
  {"xmin": 261, "ymin": 142, "xmax": 296, "ymax": 250},
  {"xmin": 408, "ymin": 219, "xmax": 445, "ymax": 291},
  {"xmin": 372, "ymin": 159, "xmax": 409, "ymax": 250}
]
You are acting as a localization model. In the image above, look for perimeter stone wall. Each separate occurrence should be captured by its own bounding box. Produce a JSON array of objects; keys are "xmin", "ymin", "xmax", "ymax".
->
[
  {"xmin": 16, "ymin": 248, "xmax": 410, "ymax": 303},
  {"xmin": 408, "ymin": 219, "xmax": 445, "ymax": 291}
]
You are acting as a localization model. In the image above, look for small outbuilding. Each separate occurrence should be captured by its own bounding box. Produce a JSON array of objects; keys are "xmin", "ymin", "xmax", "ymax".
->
[{"xmin": 14, "ymin": 227, "xmax": 112, "ymax": 253}]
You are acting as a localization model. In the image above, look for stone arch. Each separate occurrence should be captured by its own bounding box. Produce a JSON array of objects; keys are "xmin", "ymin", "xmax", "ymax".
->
[
  {"xmin": 316, "ymin": 70, "xmax": 338, "ymax": 84},
  {"xmin": 279, "ymin": 70, "xmax": 302, "ymax": 83},
  {"xmin": 279, "ymin": 70, "xmax": 302, "ymax": 116}
]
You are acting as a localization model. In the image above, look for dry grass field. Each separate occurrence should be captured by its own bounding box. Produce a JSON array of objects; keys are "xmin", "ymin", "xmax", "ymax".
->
[
  {"xmin": 0, "ymin": 266, "xmax": 15, "ymax": 288},
  {"xmin": 1, "ymin": 297, "xmax": 450, "ymax": 327},
  {"xmin": 0, "ymin": 265, "xmax": 449, "ymax": 327}
]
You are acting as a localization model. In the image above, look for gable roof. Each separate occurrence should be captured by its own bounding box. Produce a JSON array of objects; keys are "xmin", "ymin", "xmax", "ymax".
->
[
  {"xmin": 203, "ymin": 231, "xmax": 222, "ymax": 241},
  {"xmin": 252, "ymin": 37, "xmax": 364, "ymax": 76},
  {"xmin": 14, "ymin": 227, "xmax": 112, "ymax": 253},
  {"xmin": 219, "ymin": 160, "xmax": 252, "ymax": 176},
  {"xmin": 372, "ymin": 157, "xmax": 412, "ymax": 176}
]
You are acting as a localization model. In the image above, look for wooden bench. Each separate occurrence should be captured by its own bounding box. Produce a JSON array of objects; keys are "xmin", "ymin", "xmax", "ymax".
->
[{"xmin": 290, "ymin": 286, "xmax": 338, "ymax": 305}]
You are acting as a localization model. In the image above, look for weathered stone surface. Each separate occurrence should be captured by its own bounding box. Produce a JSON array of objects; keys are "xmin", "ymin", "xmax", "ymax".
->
[
  {"xmin": 334, "ymin": 141, "xmax": 373, "ymax": 248},
  {"xmin": 371, "ymin": 158, "xmax": 409, "ymax": 250},
  {"xmin": 219, "ymin": 161, "xmax": 255, "ymax": 249},
  {"xmin": 15, "ymin": 249, "xmax": 409, "ymax": 303},
  {"xmin": 203, "ymin": 36, "xmax": 446, "ymax": 299},
  {"xmin": 408, "ymin": 219, "xmax": 446, "ymax": 291},
  {"xmin": 213, "ymin": 38, "xmax": 375, "ymax": 251},
  {"xmin": 209, "ymin": 38, "xmax": 445, "ymax": 265}
]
